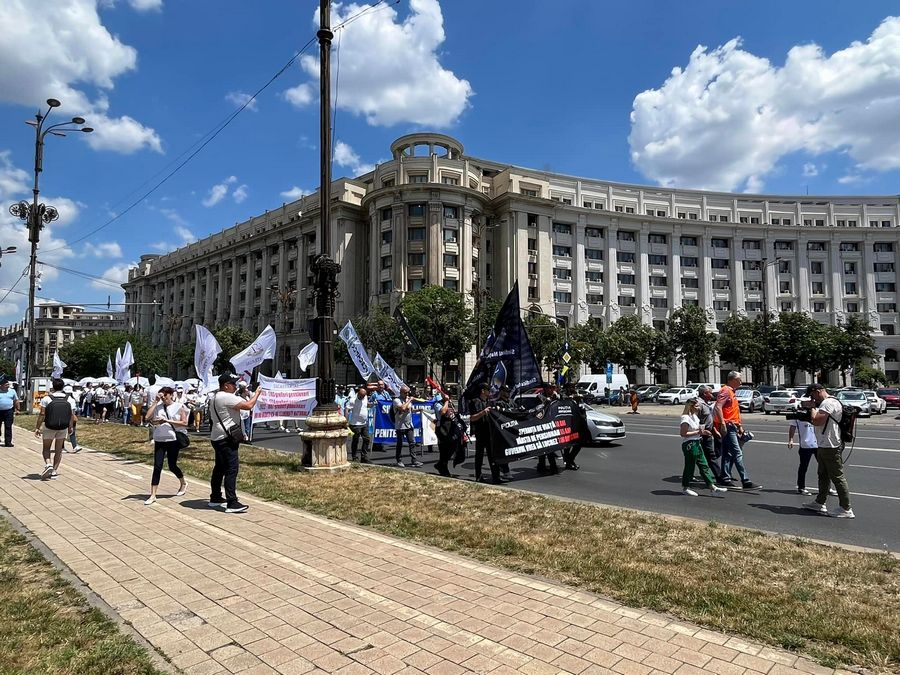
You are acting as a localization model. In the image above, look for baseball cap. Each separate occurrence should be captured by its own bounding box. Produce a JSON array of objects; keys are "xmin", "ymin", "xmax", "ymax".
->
[
  {"xmin": 808, "ymin": 383, "xmax": 825, "ymax": 392},
  {"xmin": 218, "ymin": 372, "xmax": 240, "ymax": 387}
]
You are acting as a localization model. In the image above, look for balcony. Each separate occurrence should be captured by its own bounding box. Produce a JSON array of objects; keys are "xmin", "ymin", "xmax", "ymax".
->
[{"xmin": 649, "ymin": 243, "xmax": 668, "ymax": 256}]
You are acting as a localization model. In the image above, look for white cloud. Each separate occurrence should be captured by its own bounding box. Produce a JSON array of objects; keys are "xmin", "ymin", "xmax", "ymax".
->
[
  {"xmin": 90, "ymin": 241, "xmax": 123, "ymax": 258},
  {"xmin": 284, "ymin": 0, "xmax": 473, "ymax": 127},
  {"xmin": 174, "ymin": 225, "xmax": 196, "ymax": 244},
  {"xmin": 802, "ymin": 163, "xmax": 819, "ymax": 177},
  {"xmin": 838, "ymin": 173, "xmax": 868, "ymax": 185},
  {"xmin": 334, "ymin": 140, "xmax": 375, "ymax": 176},
  {"xmin": 202, "ymin": 176, "xmax": 237, "ymax": 207},
  {"xmin": 91, "ymin": 262, "xmax": 134, "ymax": 289},
  {"xmin": 280, "ymin": 186, "xmax": 309, "ymax": 201},
  {"xmin": 232, "ymin": 184, "xmax": 248, "ymax": 203},
  {"xmin": 128, "ymin": 0, "xmax": 162, "ymax": 11},
  {"xmin": 0, "ymin": 0, "xmax": 162, "ymax": 155},
  {"xmin": 149, "ymin": 210, "xmax": 196, "ymax": 253},
  {"xmin": 225, "ymin": 91, "xmax": 258, "ymax": 111},
  {"xmin": 630, "ymin": 17, "xmax": 900, "ymax": 191}
]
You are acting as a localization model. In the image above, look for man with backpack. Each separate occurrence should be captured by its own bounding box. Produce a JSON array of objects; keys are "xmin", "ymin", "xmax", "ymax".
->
[
  {"xmin": 803, "ymin": 383, "xmax": 855, "ymax": 519},
  {"xmin": 34, "ymin": 379, "xmax": 76, "ymax": 480}
]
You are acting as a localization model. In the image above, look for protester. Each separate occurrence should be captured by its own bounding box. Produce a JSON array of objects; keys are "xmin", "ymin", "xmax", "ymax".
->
[
  {"xmin": 143, "ymin": 386, "xmax": 188, "ymax": 505},
  {"xmin": 346, "ymin": 386, "xmax": 371, "ymax": 463},
  {"xmin": 618, "ymin": 386, "xmax": 627, "ymax": 407},
  {"xmin": 629, "ymin": 388, "xmax": 639, "ymax": 414},
  {"xmin": 0, "ymin": 376, "xmax": 20, "ymax": 447},
  {"xmin": 679, "ymin": 398, "xmax": 727, "ymax": 496},
  {"xmin": 803, "ymin": 384, "xmax": 854, "ymax": 518},
  {"xmin": 187, "ymin": 388, "xmax": 204, "ymax": 432},
  {"xmin": 237, "ymin": 381, "xmax": 253, "ymax": 440},
  {"xmin": 696, "ymin": 385, "xmax": 725, "ymax": 485},
  {"xmin": 561, "ymin": 384, "xmax": 582, "ymax": 471},
  {"xmin": 392, "ymin": 385, "xmax": 422, "ymax": 468},
  {"xmin": 715, "ymin": 371, "xmax": 761, "ymax": 490},
  {"xmin": 536, "ymin": 383, "xmax": 560, "ymax": 474},
  {"xmin": 130, "ymin": 385, "xmax": 145, "ymax": 426},
  {"xmin": 468, "ymin": 383, "xmax": 501, "ymax": 483},
  {"xmin": 63, "ymin": 386, "xmax": 82, "ymax": 453},
  {"xmin": 494, "ymin": 385, "xmax": 513, "ymax": 477},
  {"xmin": 788, "ymin": 390, "xmax": 820, "ymax": 496},
  {"xmin": 433, "ymin": 390, "xmax": 458, "ymax": 477},
  {"xmin": 208, "ymin": 373, "xmax": 261, "ymax": 513},
  {"xmin": 34, "ymin": 379, "xmax": 75, "ymax": 480},
  {"xmin": 122, "ymin": 384, "xmax": 134, "ymax": 425}
]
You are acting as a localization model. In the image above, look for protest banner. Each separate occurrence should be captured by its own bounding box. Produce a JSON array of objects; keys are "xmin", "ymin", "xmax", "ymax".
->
[
  {"xmin": 252, "ymin": 374, "xmax": 317, "ymax": 423},
  {"xmin": 488, "ymin": 399, "xmax": 589, "ymax": 462},
  {"xmin": 372, "ymin": 399, "xmax": 438, "ymax": 445}
]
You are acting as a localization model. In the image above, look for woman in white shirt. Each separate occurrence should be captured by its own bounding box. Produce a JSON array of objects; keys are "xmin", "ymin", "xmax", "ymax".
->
[
  {"xmin": 680, "ymin": 399, "xmax": 727, "ymax": 497},
  {"xmin": 143, "ymin": 386, "xmax": 188, "ymax": 505}
]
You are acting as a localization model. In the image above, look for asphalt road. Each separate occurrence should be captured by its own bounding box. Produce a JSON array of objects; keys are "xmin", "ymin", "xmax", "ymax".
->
[{"xmin": 248, "ymin": 408, "xmax": 900, "ymax": 553}]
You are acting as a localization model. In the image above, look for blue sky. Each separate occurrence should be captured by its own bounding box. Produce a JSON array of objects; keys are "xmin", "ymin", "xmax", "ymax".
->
[{"xmin": 2, "ymin": 0, "xmax": 900, "ymax": 319}]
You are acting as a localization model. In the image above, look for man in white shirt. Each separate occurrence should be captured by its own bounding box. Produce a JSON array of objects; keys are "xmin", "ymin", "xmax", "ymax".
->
[
  {"xmin": 803, "ymin": 383, "xmax": 854, "ymax": 518},
  {"xmin": 34, "ymin": 379, "xmax": 75, "ymax": 479},
  {"xmin": 346, "ymin": 386, "xmax": 371, "ymax": 463},
  {"xmin": 208, "ymin": 373, "xmax": 261, "ymax": 513},
  {"xmin": 787, "ymin": 411, "xmax": 818, "ymax": 496}
]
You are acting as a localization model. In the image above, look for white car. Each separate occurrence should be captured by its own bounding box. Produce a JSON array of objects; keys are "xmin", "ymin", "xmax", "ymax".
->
[
  {"xmin": 656, "ymin": 387, "xmax": 695, "ymax": 405},
  {"xmin": 515, "ymin": 395, "xmax": 626, "ymax": 444},
  {"xmin": 864, "ymin": 390, "xmax": 887, "ymax": 415},
  {"xmin": 763, "ymin": 389, "xmax": 800, "ymax": 414},
  {"xmin": 837, "ymin": 390, "xmax": 872, "ymax": 417}
]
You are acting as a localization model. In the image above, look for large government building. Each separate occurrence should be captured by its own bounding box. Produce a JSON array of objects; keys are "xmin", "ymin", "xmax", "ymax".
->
[{"xmin": 123, "ymin": 132, "xmax": 900, "ymax": 386}]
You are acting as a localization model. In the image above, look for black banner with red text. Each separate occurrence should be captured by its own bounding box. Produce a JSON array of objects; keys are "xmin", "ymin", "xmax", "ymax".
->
[{"xmin": 488, "ymin": 399, "xmax": 590, "ymax": 462}]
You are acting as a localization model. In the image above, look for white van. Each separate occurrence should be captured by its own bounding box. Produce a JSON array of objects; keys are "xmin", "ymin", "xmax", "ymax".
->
[
  {"xmin": 577, "ymin": 374, "xmax": 630, "ymax": 400},
  {"xmin": 685, "ymin": 382, "xmax": 721, "ymax": 395}
]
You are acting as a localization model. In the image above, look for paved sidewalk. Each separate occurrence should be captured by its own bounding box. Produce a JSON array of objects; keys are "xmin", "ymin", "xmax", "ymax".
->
[{"xmin": 0, "ymin": 438, "xmax": 849, "ymax": 675}]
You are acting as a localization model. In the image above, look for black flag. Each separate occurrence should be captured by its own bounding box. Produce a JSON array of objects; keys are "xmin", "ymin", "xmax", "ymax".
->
[{"xmin": 393, "ymin": 305, "xmax": 423, "ymax": 355}]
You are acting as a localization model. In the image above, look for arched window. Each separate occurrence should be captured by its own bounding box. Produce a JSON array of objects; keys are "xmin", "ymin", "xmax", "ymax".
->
[{"xmin": 885, "ymin": 348, "xmax": 898, "ymax": 362}]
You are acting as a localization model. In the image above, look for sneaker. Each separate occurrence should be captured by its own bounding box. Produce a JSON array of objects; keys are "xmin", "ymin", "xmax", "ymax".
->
[
  {"xmin": 395, "ymin": 461, "xmax": 405, "ymax": 468},
  {"xmin": 144, "ymin": 496, "xmax": 156, "ymax": 506},
  {"xmin": 410, "ymin": 461, "xmax": 423, "ymax": 468},
  {"xmin": 742, "ymin": 481, "xmax": 762, "ymax": 490},
  {"xmin": 828, "ymin": 487, "xmax": 838, "ymax": 496},
  {"xmin": 72, "ymin": 446, "xmax": 82, "ymax": 453},
  {"xmin": 208, "ymin": 500, "xmax": 227, "ymax": 509},
  {"xmin": 829, "ymin": 507, "xmax": 855, "ymax": 519},
  {"xmin": 682, "ymin": 488, "xmax": 699, "ymax": 496},
  {"xmin": 797, "ymin": 487, "xmax": 812, "ymax": 496},
  {"xmin": 803, "ymin": 501, "xmax": 827, "ymax": 514},
  {"xmin": 710, "ymin": 485, "xmax": 727, "ymax": 493},
  {"xmin": 40, "ymin": 464, "xmax": 53, "ymax": 480},
  {"xmin": 50, "ymin": 470, "xmax": 59, "ymax": 479},
  {"xmin": 225, "ymin": 502, "xmax": 249, "ymax": 513}
]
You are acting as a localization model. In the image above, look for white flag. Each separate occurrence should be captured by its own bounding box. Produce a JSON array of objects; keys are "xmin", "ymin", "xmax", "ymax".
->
[
  {"xmin": 106, "ymin": 355, "xmax": 114, "ymax": 378},
  {"xmin": 15, "ymin": 358, "xmax": 21, "ymax": 383},
  {"xmin": 51, "ymin": 350, "xmax": 66, "ymax": 379},
  {"xmin": 117, "ymin": 342, "xmax": 134, "ymax": 383},
  {"xmin": 373, "ymin": 352, "xmax": 405, "ymax": 394},
  {"xmin": 194, "ymin": 325, "xmax": 222, "ymax": 393},
  {"xmin": 338, "ymin": 321, "xmax": 375, "ymax": 379},
  {"xmin": 154, "ymin": 374, "xmax": 176, "ymax": 387},
  {"xmin": 229, "ymin": 325, "xmax": 276, "ymax": 378},
  {"xmin": 297, "ymin": 342, "xmax": 318, "ymax": 372}
]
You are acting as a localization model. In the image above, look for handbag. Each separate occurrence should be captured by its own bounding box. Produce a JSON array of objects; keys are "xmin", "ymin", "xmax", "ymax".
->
[
  {"xmin": 162, "ymin": 403, "xmax": 191, "ymax": 449},
  {"xmin": 212, "ymin": 393, "xmax": 245, "ymax": 444}
]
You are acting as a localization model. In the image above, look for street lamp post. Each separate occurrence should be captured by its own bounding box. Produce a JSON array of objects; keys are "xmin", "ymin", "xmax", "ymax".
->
[
  {"xmin": 760, "ymin": 257, "xmax": 783, "ymax": 385},
  {"xmin": 8, "ymin": 98, "xmax": 91, "ymax": 395}
]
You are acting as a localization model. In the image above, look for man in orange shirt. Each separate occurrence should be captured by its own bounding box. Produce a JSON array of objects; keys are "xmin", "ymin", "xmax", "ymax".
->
[{"xmin": 715, "ymin": 371, "xmax": 762, "ymax": 490}]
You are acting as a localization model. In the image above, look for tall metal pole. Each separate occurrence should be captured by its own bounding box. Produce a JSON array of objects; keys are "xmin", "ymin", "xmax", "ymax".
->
[
  {"xmin": 762, "ymin": 257, "xmax": 769, "ymax": 385},
  {"xmin": 25, "ymin": 112, "xmax": 44, "ymax": 391}
]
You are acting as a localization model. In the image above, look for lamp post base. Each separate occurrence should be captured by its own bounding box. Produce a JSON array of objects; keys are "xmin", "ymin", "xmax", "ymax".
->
[{"xmin": 299, "ymin": 404, "xmax": 350, "ymax": 471}]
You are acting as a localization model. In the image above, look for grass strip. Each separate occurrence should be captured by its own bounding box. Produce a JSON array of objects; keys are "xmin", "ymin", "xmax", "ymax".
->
[
  {"xmin": 15, "ymin": 419, "xmax": 900, "ymax": 672},
  {"xmin": 0, "ymin": 513, "xmax": 165, "ymax": 675}
]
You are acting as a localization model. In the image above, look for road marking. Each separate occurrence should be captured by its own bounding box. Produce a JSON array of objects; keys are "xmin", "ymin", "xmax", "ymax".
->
[
  {"xmin": 850, "ymin": 464, "xmax": 900, "ymax": 471},
  {"xmin": 851, "ymin": 492, "xmax": 900, "ymax": 501},
  {"xmin": 625, "ymin": 430, "xmax": 900, "ymax": 454},
  {"xmin": 626, "ymin": 422, "xmax": 900, "ymax": 444}
]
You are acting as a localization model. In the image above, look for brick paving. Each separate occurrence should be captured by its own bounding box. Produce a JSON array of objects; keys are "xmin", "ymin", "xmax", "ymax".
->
[{"xmin": 0, "ymin": 437, "xmax": 853, "ymax": 675}]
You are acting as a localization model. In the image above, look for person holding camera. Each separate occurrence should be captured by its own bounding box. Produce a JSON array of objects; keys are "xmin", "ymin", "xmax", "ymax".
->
[
  {"xmin": 786, "ymin": 385, "xmax": 837, "ymax": 497},
  {"xmin": 680, "ymin": 398, "xmax": 727, "ymax": 496},
  {"xmin": 208, "ymin": 373, "xmax": 261, "ymax": 513},
  {"xmin": 802, "ymin": 384, "xmax": 854, "ymax": 518},
  {"xmin": 143, "ymin": 386, "xmax": 188, "ymax": 505}
]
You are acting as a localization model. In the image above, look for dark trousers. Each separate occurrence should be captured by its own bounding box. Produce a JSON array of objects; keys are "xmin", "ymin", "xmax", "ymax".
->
[
  {"xmin": 797, "ymin": 446, "xmax": 817, "ymax": 490},
  {"xmin": 563, "ymin": 445, "xmax": 581, "ymax": 465},
  {"xmin": 473, "ymin": 432, "xmax": 499, "ymax": 481},
  {"xmin": 350, "ymin": 424, "xmax": 370, "ymax": 460},
  {"xmin": 536, "ymin": 452, "xmax": 558, "ymax": 473},
  {"xmin": 211, "ymin": 437, "xmax": 240, "ymax": 506},
  {"xmin": 0, "ymin": 409, "xmax": 13, "ymax": 445},
  {"xmin": 701, "ymin": 436, "xmax": 724, "ymax": 482},
  {"xmin": 436, "ymin": 434, "xmax": 455, "ymax": 475},
  {"xmin": 152, "ymin": 440, "xmax": 184, "ymax": 486},
  {"xmin": 395, "ymin": 428, "xmax": 417, "ymax": 462}
]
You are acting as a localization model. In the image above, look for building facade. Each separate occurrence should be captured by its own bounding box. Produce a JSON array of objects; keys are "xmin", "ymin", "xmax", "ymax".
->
[
  {"xmin": 123, "ymin": 132, "xmax": 900, "ymax": 385},
  {"xmin": 0, "ymin": 304, "xmax": 126, "ymax": 375}
]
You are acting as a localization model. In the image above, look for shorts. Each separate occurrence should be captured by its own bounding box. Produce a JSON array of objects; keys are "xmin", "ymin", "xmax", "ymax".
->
[{"xmin": 42, "ymin": 428, "xmax": 68, "ymax": 441}]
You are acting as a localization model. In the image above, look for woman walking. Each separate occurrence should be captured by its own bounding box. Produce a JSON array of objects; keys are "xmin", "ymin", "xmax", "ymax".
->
[
  {"xmin": 143, "ymin": 386, "xmax": 188, "ymax": 505},
  {"xmin": 680, "ymin": 399, "xmax": 727, "ymax": 496},
  {"xmin": 130, "ymin": 384, "xmax": 145, "ymax": 426}
]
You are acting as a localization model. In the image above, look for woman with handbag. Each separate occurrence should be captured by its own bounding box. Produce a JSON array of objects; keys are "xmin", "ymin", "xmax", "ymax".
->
[{"xmin": 143, "ymin": 386, "xmax": 188, "ymax": 505}]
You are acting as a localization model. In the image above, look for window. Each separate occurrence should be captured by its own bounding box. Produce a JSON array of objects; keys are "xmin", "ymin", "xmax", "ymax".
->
[
  {"xmin": 553, "ymin": 267, "xmax": 571, "ymax": 280},
  {"xmin": 778, "ymin": 260, "xmax": 791, "ymax": 274},
  {"xmin": 810, "ymin": 261, "xmax": 823, "ymax": 275},
  {"xmin": 646, "ymin": 207, "xmax": 655, "ymax": 216},
  {"xmin": 650, "ymin": 297, "xmax": 668, "ymax": 308},
  {"xmin": 617, "ymin": 251, "xmax": 635, "ymax": 263},
  {"xmin": 839, "ymin": 242, "xmax": 860, "ymax": 252},
  {"xmin": 586, "ymin": 271, "xmax": 603, "ymax": 282},
  {"xmin": 408, "ymin": 227, "xmax": 426, "ymax": 241},
  {"xmin": 522, "ymin": 188, "xmax": 538, "ymax": 197},
  {"xmin": 381, "ymin": 256, "xmax": 392, "ymax": 269},
  {"xmin": 443, "ymin": 253, "xmax": 458, "ymax": 268},
  {"xmin": 744, "ymin": 280, "xmax": 763, "ymax": 291},
  {"xmin": 878, "ymin": 303, "xmax": 897, "ymax": 312},
  {"xmin": 527, "ymin": 213, "xmax": 538, "ymax": 227},
  {"xmin": 443, "ymin": 228, "xmax": 457, "ymax": 243},
  {"xmin": 812, "ymin": 282, "xmax": 824, "ymax": 295},
  {"xmin": 684, "ymin": 298, "xmax": 700, "ymax": 306},
  {"xmin": 553, "ymin": 222, "xmax": 572, "ymax": 235},
  {"xmin": 618, "ymin": 295, "xmax": 636, "ymax": 307},
  {"xmin": 648, "ymin": 254, "xmax": 668, "ymax": 265},
  {"xmin": 677, "ymin": 211, "xmax": 687, "ymax": 219},
  {"xmin": 781, "ymin": 301, "xmax": 793, "ymax": 311},
  {"xmin": 712, "ymin": 279, "xmax": 731, "ymax": 290},
  {"xmin": 882, "ymin": 324, "xmax": 896, "ymax": 335},
  {"xmin": 658, "ymin": 209, "xmax": 668, "ymax": 217},
  {"xmin": 409, "ymin": 173, "xmax": 428, "ymax": 183},
  {"xmin": 528, "ymin": 238, "xmax": 537, "ymax": 253},
  {"xmin": 681, "ymin": 257, "xmax": 698, "ymax": 268},
  {"xmin": 875, "ymin": 262, "xmax": 895, "ymax": 273},
  {"xmin": 682, "ymin": 277, "xmax": 699, "ymax": 288},
  {"xmin": 845, "ymin": 282, "xmax": 858, "ymax": 295},
  {"xmin": 409, "ymin": 279, "xmax": 424, "ymax": 292},
  {"xmin": 595, "ymin": 202, "xmax": 605, "ymax": 210},
  {"xmin": 876, "ymin": 282, "xmax": 896, "ymax": 292},
  {"xmin": 713, "ymin": 300, "xmax": 731, "ymax": 311},
  {"xmin": 807, "ymin": 241, "xmax": 826, "ymax": 251},
  {"xmin": 554, "ymin": 291, "xmax": 572, "ymax": 303},
  {"xmin": 553, "ymin": 245, "xmax": 571, "ymax": 257},
  {"xmin": 615, "ymin": 205, "xmax": 624, "ymax": 212},
  {"xmin": 649, "ymin": 277, "xmax": 667, "ymax": 287},
  {"xmin": 617, "ymin": 231, "xmax": 635, "ymax": 241},
  {"xmin": 884, "ymin": 220, "xmax": 893, "ymax": 228},
  {"xmin": 739, "ymin": 216, "xmax": 748, "ymax": 224},
  {"xmin": 585, "ymin": 226, "xmax": 603, "ymax": 238},
  {"xmin": 408, "ymin": 253, "xmax": 424, "ymax": 266},
  {"xmin": 443, "ymin": 205, "xmax": 459, "ymax": 219},
  {"xmin": 380, "ymin": 280, "xmax": 393, "ymax": 294},
  {"xmin": 382, "ymin": 178, "xmax": 395, "ymax": 188},
  {"xmin": 527, "ymin": 261, "xmax": 538, "ymax": 275},
  {"xmin": 870, "ymin": 220, "xmax": 879, "ymax": 228},
  {"xmin": 711, "ymin": 238, "xmax": 729, "ymax": 248},
  {"xmin": 381, "ymin": 207, "xmax": 392, "ymax": 221},
  {"xmin": 689, "ymin": 213, "xmax": 699, "ymax": 220},
  {"xmin": 813, "ymin": 302, "xmax": 826, "ymax": 312},
  {"xmin": 711, "ymin": 259, "xmax": 730, "ymax": 269},
  {"xmin": 743, "ymin": 260, "xmax": 762, "ymax": 271},
  {"xmin": 846, "ymin": 302, "xmax": 859, "ymax": 313},
  {"xmin": 874, "ymin": 242, "xmax": 895, "ymax": 252},
  {"xmin": 586, "ymin": 293, "xmax": 604, "ymax": 304},
  {"xmin": 815, "ymin": 219, "xmax": 825, "ymax": 227},
  {"xmin": 771, "ymin": 218, "xmax": 781, "ymax": 225},
  {"xmin": 408, "ymin": 203, "xmax": 425, "ymax": 217},
  {"xmin": 441, "ymin": 176, "xmax": 459, "ymax": 185},
  {"xmin": 783, "ymin": 218, "xmax": 792, "ymax": 225},
  {"xmin": 618, "ymin": 274, "xmax": 636, "ymax": 285},
  {"xmin": 774, "ymin": 241, "xmax": 794, "ymax": 251},
  {"xmin": 585, "ymin": 248, "xmax": 603, "ymax": 261},
  {"xmin": 443, "ymin": 279, "xmax": 459, "ymax": 291},
  {"xmin": 563, "ymin": 198, "xmax": 573, "ymax": 205},
  {"xmin": 848, "ymin": 220, "xmax": 858, "ymax": 227},
  {"xmin": 836, "ymin": 220, "xmax": 845, "ymax": 227},
  {"xmin": 742, "ymin": 240, "xmax": 762, "ymax": 250},
  {"xmin": 746, "ymin": 302, "xmax": 763, "ymax": 311},
  {"xmin": 680, "ymin": 236, "xmax": 697, "ymax": 246},
  {"xmin": 844, "ymin": 262, "xmax": 857, "ymax": 275},
  {"xmin": 649, "ymin": 233, "xmax": 667, "ymax": 244}
]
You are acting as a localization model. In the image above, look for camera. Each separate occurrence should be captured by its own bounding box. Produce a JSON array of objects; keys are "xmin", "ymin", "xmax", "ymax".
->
[{"xmin": 785, "ymin": 408, "xmax": 812, "ymax": 422}]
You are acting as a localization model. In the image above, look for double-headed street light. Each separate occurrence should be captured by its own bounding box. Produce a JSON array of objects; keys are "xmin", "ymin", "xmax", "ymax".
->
[{"xmin": 8, "ymin": 98, "xmax": 92, "ymax": 393}]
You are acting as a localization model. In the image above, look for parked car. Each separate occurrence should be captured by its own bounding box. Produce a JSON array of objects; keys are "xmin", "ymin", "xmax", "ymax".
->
[
  {"xmin": 864, "ymin": 390, "xmax": 887, "ymax": 415},
  {"xmin": 837, "ymin": 390, "xmax": 872, "ymax": 417},
  {"xmin": 515, "ymin": 395, "xmax": 626, "ymax": 444},
  {"xmin": 876, "ymin": 387, "xmax": 900, "ymax": 409},
  {"xmin": 757, "ymin": 384, "xmax": 778, "ymax": 397},
  {"xmin": 635, "ymin": 385, "xmax": 662, "ymax": 402},
  {"xmin": 735, "ymin": 388, "xmax": 764, "ymax": 413},
  {"xmin": 763, "ymin": 389, "xmax": 801, "ymax": 414},
  {"xmin": 657, "ymin": 387, "xmax": 695, "ymax": 405}
]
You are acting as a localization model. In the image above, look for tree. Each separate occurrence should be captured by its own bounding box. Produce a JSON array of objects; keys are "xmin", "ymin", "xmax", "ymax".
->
[
  {"xmin": 717, "ymin": 314, "xmax": 771, "ymax": 383},
  {"xmin": 0, "ymin": 358, "xmax": 15, "ymax": 380},
  {"xmin": 605, "ymin": 315, "xmax": 653, "ymax": 372},
  {"xmin": 821, "ymin": 315, "xmax": 877, "ymax": 386},
  {"xmin": 354, "ymin": 307, "xmax": 405, "ymax": 367},
  {"xmin": 401, "ymin": 285, "xmax": 474, "ymax": 375},
  {"xmin": 571, "ymin": 320, "xmax": 609, "ymax": 373},
  {"xmin": 770, "ymin": 312, "xmax": 825, "ymax": 385},
  {"xmin": 476, "ymin": 297, "xmax": 503, "ymax": 349},
  {"xmin": 854, "ymin": 364, "xmax": 887, "ymax": 389},
  {"xmin": 667, "ymin": 306, "xmax": 717, "ymax": 378},
  {"xmin": 524, "ymin": 313, "xmax": 562, "ymax": 376},
  {"xmin": 59, "ymin": 333, "xmax": 166, "ymax": 379},
  {"xmin": 645, "ymin": 328, "xmax": 675, "ymax": 382}
]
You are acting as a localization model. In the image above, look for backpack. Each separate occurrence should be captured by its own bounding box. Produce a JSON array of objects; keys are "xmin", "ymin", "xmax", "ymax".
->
[
  {"xmin": 45, "ymin": 396, "xmax": 72, "ymax": 430},
  {"xmin": 826, "ymin": 401, "xmax": 859, "ymax": 444}
]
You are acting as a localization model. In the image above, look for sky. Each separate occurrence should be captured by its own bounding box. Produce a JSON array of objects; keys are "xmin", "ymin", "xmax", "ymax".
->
[{"xmin": 2, "ymin": 0, "xmax": 900, "ymax": 321}]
